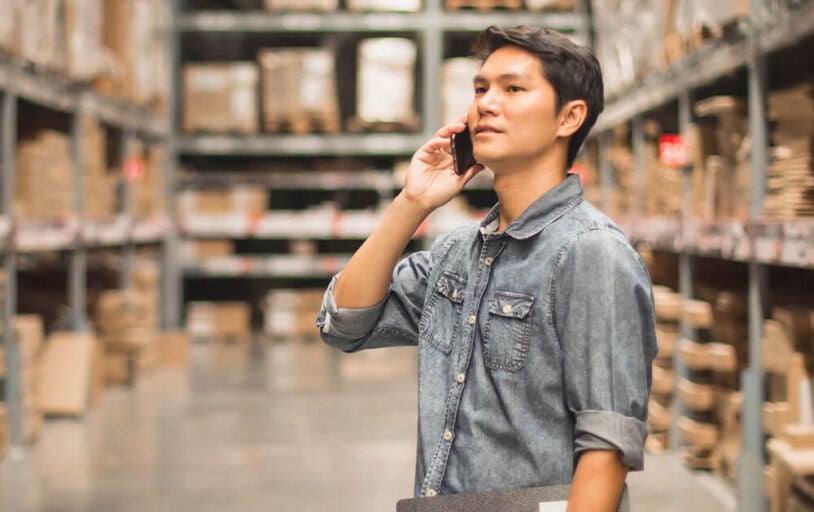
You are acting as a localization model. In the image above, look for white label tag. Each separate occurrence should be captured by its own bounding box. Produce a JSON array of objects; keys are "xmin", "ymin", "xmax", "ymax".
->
[{"xmin": 539, "ymin": 501, "xmax": 568, "ymax": 512}]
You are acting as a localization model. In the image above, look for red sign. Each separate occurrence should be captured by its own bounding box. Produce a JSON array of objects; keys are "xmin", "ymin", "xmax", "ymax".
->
[
  {"xmin": 123, "ymin": 156, "xmax": 146, "ymax": 181},
  {"xmin": 659, "ymin": 134, "xmax": 687, "ymax": 168}
]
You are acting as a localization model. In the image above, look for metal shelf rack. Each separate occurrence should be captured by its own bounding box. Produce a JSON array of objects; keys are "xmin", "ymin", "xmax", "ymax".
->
[{"xmin": 592, "ymin": 2, "xmax": 814, "ymax": 509}]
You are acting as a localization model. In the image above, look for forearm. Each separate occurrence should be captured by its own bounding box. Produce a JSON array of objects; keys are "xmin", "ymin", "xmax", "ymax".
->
[
  {"xmin": 333, "ymin": 193, "xmax": 432, "ymax": 309},
  {"xmin": 567, "ymin": 450, "xmax": 628, "ymax": 512}
]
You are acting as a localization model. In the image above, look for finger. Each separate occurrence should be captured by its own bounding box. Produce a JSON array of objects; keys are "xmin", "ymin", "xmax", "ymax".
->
[
  {"xmin": 420, "ymin": 136, "xmax": 453, "ymax": 155},
  {"xmin": 434, "ymin": 120, "xmax": 467, "ymax": 139},
  {"xmin": 459, "ymin": 163, "xmax": 486, "ymax": 183}
]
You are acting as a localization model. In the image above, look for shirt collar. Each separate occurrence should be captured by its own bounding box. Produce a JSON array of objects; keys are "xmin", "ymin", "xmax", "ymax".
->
[{"xmin": 479, "ymin": 173, "xmax": 584, "ymax": 240}]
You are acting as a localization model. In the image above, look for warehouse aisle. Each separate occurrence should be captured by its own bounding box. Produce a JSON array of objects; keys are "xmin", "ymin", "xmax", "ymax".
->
[{"xmin": 0, "ymin": 341, "xmax": 735, "ymax": 512}]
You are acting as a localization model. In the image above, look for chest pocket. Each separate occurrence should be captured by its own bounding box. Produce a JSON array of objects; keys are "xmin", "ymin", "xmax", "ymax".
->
[
  {"xmin": 418, "ymin": 271, "xmax": 466, "ymax": 355},
  {"xmin": 483, "ymin": 291, "xmax": 535, "ymax": 372}
]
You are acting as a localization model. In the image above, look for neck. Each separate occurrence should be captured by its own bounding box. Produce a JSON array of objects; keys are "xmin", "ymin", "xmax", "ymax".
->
[{"xmin": 492, "ymin": 155, "xmax": 568, "ymax": 232}]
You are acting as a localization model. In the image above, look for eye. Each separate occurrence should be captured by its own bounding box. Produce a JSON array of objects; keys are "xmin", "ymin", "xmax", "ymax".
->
[
  {"xmin": 474, "ymin": 85, "xmax": 487, "ymax": 94},
  {"xmin": 507, "ymin": 85, "xmax": 523, "ymax": 92}
]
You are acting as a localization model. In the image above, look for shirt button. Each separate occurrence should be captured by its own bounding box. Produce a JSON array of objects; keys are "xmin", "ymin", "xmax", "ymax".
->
[
  {"xmin": 452, "ymin": 289, "xmax": 458, "ymax": 299},
  {"xmin": 444, "ymin": 430, "xmax": 454, "ymax": 441},
  {"xmin": 468, "ymin": 314, "xmax": 476, "ymax": 325},
  {"xmin": 456, "ymin": 373, "xmax": 465, "ymax": 383},
  {"xmin": 484, "ymin": 257, "xmax": 494, "ymax": 266},
  {"xmin": 426, "ymin": 490, "xmax": 437, "ymax": 497},
  {"xmin": 502, "ymin": 304, "xmax": 513, "ymax": 314}
]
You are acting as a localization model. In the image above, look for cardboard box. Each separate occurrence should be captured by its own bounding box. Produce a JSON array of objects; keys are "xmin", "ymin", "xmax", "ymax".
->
[
  {"xmin": 132, "ymin": 143, "xmax": 166, "ymax": 221},
  {"xmin": 39, "ymin": 332, "xmax": 98, "ymax": 416},
  {"xmin": 258, "ymin": 48, "xmax": 340, "ymax": 133},
  {"xmin": 16, "ymin": 131, "xmax": 74, "ymax": 222},
  {"xmin": 356, "ymin": 38, "xmax": 417, "ymax": 125},
  {"xmin": 187, "ymin": 302, "xmax": 251, "ymax": 339},
  {"xmin": 64, "ymin": 0, "xmax": 110, "ymax": 81},
  {"xmin": 157, "ymin": 331, "xmax": 189, "ymax": 367},
  {"xmin": 0, "ymin": 0, "xmax": 21, "ymax": 54},
  {"xmin": 183, "ymin": 63, "xmax": 259, "ymax": 135},
  {"xmin": 263, "ymin": 289, "xmax": 324, "ymax": 341}
]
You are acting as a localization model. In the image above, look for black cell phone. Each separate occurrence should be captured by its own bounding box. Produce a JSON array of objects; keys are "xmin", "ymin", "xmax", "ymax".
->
[{"xmin": 451, "ymin": 125, "xmax": 476, "ymax": 176}]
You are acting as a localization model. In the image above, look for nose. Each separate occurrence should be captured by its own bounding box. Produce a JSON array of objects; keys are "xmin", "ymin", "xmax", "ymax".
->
[{"xmin": 475, "ymin": 88, "xmax": 499, "ymax": 117}]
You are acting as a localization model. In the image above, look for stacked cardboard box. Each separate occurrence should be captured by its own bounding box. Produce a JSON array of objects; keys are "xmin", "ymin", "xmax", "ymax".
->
[
  {"xmin": 765, "ymin": 84, "xmax": 814, "ymax": 219},
  {"xmin": 16, "ymin": 131, "xmax": 74, "ymax": 222},
  {"xmin": 263, "ymin": 289, "xmax": 324, "ymax": 342},
  {"xmin": 99, "ymin": 0, "xmax": 169, "ymax": 106},
  {"xmin": 442, "ymin": 58, "xmax": 480, "ymax": 125},
  {"xmin": 181, "ymin": 240, "xmax": 235, "ymax": 264},
  {"xmin": 355, "ymin": 38, "xmax": 419, "ymax": 129},
  {"xmin": 675, "ymin": 291, "xmax": 745, "ymax": 478},
  {"xmin": 609, "ymin": 124, "xmax": 633, "ymax": 218},
  {"xmin": 648, "ymin": 286, "xmax": 681, "ymax": 452},
  {"xmin": 258, "ymin": 48, "xmax": 340, "ymax": 134},
  {"xmin": 525, "ymin": 0, "xmax": 576, "ymax": 9},
  {"xmin": 183, "ymin": 63, "xmax": 260, "ymax": 135},
  {"xmin": 694, "ymin": 96, "xmax": 750, "ymax": 220},
  {"xmin": 187, "ymin": 302, "xmax": 252, "ymax": 341},
  {"xmin": 82, "ymin": 117, "xmax": 118, "ymax": 221},
  {"xmin": 685, "ymin": 122, "xmax": 719, "ymax": 220},
  {"xmin": 178, "ymin": 187, "xmax": 269, "ymax": 219},
  {"xmin": 93, "ymin": 259, "xmax": 160, "ymax": 385},
  {"xmin": 13, "ymin": 316, "xmax": 45, "ymax": 443},
  {"xmin": 0, "ymin": 402, "xmax": 6, "ymax": 458}
]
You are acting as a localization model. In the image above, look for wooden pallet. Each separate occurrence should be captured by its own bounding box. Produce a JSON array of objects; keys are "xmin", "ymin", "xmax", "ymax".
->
[
  {"xmin": 446, "ymin": 0, "xmax": 522, "ymax": 11},
  {"xmin": 264, "ymin": 112, "xmax": 341, "ymax": 135}
]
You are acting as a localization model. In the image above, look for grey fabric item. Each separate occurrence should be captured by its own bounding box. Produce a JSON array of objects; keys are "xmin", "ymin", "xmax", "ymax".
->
[{"xmin": 396, "ymin": 484, "xmax": 630, "ymax": 512}]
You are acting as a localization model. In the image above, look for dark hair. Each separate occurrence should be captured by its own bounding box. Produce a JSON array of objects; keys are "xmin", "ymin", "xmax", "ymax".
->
[{"xmin": 471, "ymin": 25, "xmax": 604, "ymax": 168}]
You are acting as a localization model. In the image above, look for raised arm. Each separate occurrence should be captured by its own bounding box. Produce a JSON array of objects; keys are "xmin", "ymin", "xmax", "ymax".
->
[{"xmin": 332, "ymin": 118, "xmax": 483, "ymax": 309}]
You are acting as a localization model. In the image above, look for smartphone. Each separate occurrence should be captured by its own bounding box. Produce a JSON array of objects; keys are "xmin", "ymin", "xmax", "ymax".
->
[{"xmin": 451, "ymin": 125, "xmax": 477, "ymax": 176}]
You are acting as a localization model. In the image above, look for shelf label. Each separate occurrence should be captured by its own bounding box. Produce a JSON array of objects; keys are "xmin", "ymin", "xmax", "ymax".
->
[
  {"xmin": 659, "ymin": 134, "xmax": 687, "ymax": 168},
  {"xmin": 124, "ymin": 156, "xmax": 147, "ymax": 181}
]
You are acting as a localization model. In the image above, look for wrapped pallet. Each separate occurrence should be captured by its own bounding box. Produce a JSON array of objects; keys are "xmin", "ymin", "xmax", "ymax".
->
[
  {"xmin": 131, "ymin": 143, "xmax": 166, "ymax": 221},
  {"xmin": 0, "ymin": 0, "xmax": 21, "ymax": 54},
  {"xmin": 13, "ymin": 316, "xmax": 45, "ymax": 443},
  {"xmin": 356, "ymin": 38, "xmax": 418, "ymax": 128},
  {"xmin": 64, "ymin": 0, "xmax": 112, "ymax": 81},
  {"xmin": 347, "ymin": 0, "xmax": 421, "ymax": 10},
  {"xmin": 258, "ymin": 48, "xmax": 340, "ymax": 134},
  {"xmin": 263, "ymin": 289, "xmax": 324, "ymax": 342},
  {"xmin": 81, "ymin": 117, "xmax": 118, "ymax": 221},
  {"xmin": 183, "ymin": 63, "xmax": 259, "ymax": 134},
  {"xmin": 264, "ymin": 0, "xmax": 338, "ymax": 11},
  {"xmin": 187, "ymin": 302, "xmax": 251, "ymax": 341},
  {"xmin": 19, "ymin": 0, "xmax": 65, "ymax": 72},
  {"xmin": 442, "ymin": 57, "xmax": 480, "ymax": 125}
]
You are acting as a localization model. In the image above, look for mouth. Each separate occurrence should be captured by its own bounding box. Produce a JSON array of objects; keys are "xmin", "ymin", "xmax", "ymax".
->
[{"xmin": 474, "ymin": 125, "xmax": 501, "ymax": 135}]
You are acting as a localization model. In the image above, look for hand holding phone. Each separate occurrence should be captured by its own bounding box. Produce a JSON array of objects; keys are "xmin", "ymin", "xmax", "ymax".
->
[{"xmin": 451, "ymin": 125, "xmax": 477, "ymax": 176}]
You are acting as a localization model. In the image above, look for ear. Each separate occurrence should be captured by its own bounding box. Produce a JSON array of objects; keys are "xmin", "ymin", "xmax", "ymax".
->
[{"xmin": 556, "ymin": 100, "xmax": 588, "ymax": 138}]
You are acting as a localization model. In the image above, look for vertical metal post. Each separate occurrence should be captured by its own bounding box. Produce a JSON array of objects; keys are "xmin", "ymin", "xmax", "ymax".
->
[
  {"xmin": 162, "ymin": 0, "xmax": 182, "ymax": 329},
  {"xmin": 671, "ymin": 88, "xmax": 694, "ymax": 448},
  {"xmin": 599, "ymin": 130, "xmax": 613, "ymax": 214},
  {"xmin": 1, "ymin": 91, "xmax": 23, "ymax": 449},
  {"xmin": 120, "ymin": 130, "xmax": 135, "ymax": 291},
  {"xmin": 631, "ymin": 115, "xmax": 646, "ymax": 217},
  {"xmin": 421, "ymin": 0, "xmax": 443, "ymax": 137},
  {"xmin": 69, "ymin": 102, "xmax": 89, "ymax": 332},
  {"xmin": 737, "ymin": 6, "xmax": 769, "ymax": 509}
]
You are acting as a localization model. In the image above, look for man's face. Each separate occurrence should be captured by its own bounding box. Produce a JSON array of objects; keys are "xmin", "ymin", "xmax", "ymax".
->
[{"xmin": 467, "ymin": 45, "xmax": 561, "ymax": 171}]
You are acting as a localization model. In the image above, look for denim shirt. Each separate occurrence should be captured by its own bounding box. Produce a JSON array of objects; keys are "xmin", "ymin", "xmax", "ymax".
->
[{"xmin": 317, "ymin": 174, "xmax": 658, "ymax": 497}]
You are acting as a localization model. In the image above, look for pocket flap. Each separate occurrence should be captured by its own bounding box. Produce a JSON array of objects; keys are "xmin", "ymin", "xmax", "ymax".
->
[
  {"xmin": 436, "ymin": 271, "xmax": 466, "ymax": 304},
  {"xmin": 488, "ymin": 291, "xmax": 534, "ymax": 319}
]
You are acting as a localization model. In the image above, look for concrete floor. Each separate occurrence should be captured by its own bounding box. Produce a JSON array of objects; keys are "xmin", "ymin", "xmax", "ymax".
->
[{"xmin": 0, "ymin": 341, "xmax": 737, "ymax": 511}]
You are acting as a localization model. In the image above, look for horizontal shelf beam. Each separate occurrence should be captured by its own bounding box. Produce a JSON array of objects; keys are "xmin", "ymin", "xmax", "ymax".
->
[
  {"xmin": 177, "ymin": 133, "xmax": 427, "ymax": 156},
  {"xmin": 179, "ymin": 11, "xmax": 583, "ymax": 33},
  {"xmin": 0, "ymin": 57, "xmax": 168, "ymax": 137}
]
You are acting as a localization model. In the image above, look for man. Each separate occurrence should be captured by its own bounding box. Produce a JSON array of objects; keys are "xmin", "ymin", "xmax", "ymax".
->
[{"xmin": 317, "ymin": 25, "xmax": 657, "ymax": 511}]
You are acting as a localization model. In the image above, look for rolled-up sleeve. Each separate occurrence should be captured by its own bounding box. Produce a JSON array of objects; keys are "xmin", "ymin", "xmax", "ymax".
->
[
  {"xmin": 552, "ymin": 228, "xmax": 658, "ymax": 471},
  {"xmin": 317, "ymin": 250, "xmax": 432, "ymax": 353}
]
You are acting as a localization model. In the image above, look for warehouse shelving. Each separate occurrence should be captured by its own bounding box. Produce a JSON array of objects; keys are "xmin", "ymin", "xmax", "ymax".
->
[
  {"xmin": 591, "ymin": 1, "xmax": 814, "ymax": 510},
  {"xmin": 0, "ymin": 41, "xmax": 171, "ymax": 452},
  {"xmin": 170, "ymin": 0, "xmax": 587, "ymax": 327}
]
